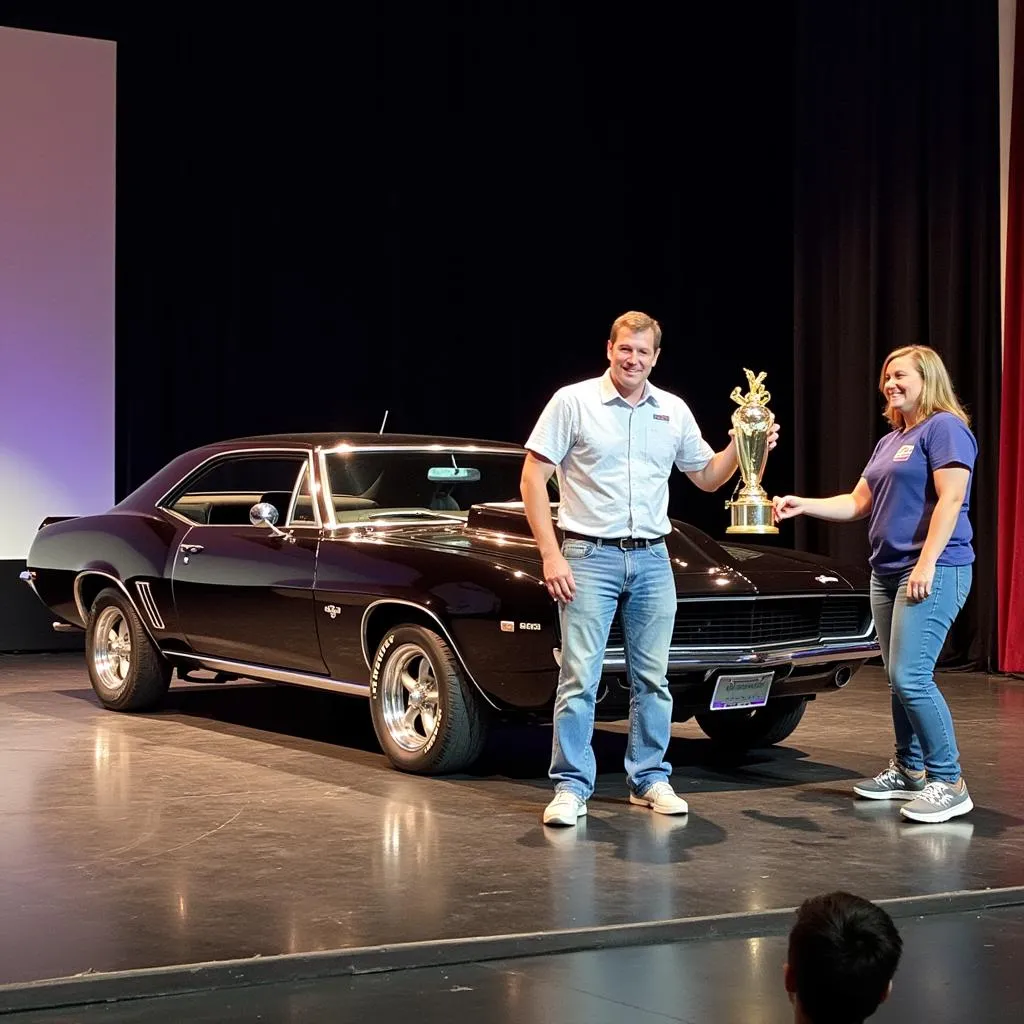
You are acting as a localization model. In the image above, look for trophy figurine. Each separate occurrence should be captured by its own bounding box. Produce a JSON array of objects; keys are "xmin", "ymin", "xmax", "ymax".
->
[{"xmin": 725, "ymin": 368, "xmax": 778, "ymax": 534}]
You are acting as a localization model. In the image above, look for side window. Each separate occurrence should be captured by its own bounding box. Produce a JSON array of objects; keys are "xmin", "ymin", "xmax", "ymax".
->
[
  {"xmin": 166, "ymin": 454, "xmax": 313, "ymax": 526},
  {"xmin": 291, "ymin": 462, "xmax": 318, "ymax": 524}
]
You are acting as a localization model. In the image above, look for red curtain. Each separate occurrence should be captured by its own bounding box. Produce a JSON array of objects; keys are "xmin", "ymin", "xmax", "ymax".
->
[{"xmin": 999, "ymin": 3, "xmax": 1024, "ymax": 672}]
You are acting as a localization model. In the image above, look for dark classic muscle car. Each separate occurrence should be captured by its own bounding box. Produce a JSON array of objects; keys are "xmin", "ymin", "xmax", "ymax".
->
[{"xmin": 20, "ymin": 433, "xmax": 879, "ymax": 773}]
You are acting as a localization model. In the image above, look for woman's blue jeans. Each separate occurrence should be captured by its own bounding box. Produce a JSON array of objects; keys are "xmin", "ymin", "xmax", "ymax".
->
[
  {"xmin": 869, "ymin": 563, "xmax": 972, "ymax": 783},
  {"xmin": 550, "ymin": 538, "xmax": 677, "ymax": 801}
]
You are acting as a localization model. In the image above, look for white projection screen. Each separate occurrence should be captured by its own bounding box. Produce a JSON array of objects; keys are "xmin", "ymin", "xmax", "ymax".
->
[{"xmin": 0, "ymin": 27, "xmax": 116, "ymax": 561}]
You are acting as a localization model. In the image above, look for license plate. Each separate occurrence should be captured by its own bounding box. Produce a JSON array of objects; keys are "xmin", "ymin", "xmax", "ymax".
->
[{"xmin": 709, "ymin": 672, "xmax": 774, "ymax": 711}]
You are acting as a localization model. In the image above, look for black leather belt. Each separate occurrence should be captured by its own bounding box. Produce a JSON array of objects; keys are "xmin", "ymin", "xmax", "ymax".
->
[{"xmin": 563, "ymin": 531, "xmax": 666, "ymax": 550}]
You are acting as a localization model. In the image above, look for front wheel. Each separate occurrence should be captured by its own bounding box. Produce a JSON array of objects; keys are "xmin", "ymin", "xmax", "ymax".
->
[
  {"xmin": 694, "ymin": 696, "xmax": 808, "ymax": 752},
  {"xmin": 370, "ymin": 625, "xmax": 488, "ymax": 774},
  {"xmin": 86, "ymin": 587, "xmax": 171, "ymax": 711}
]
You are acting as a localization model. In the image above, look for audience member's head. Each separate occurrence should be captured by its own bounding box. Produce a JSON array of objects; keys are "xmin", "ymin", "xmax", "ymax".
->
[{"xmin": 784, "ymin": 891, "xmax": 903, "ymax": 1024}]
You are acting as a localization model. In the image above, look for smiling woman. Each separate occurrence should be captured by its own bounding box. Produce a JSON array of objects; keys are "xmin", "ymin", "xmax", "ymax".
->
[
  {"xmin": 773, "ymin": 345, "xmax": 977, "ymax": 824},
  {"xmin": 878, "ymin": 346, "xmax": 970, "ymax": 433},
  {"xmin": 881, "ymin": 357, "xmax": 924, "ymax": 422}
]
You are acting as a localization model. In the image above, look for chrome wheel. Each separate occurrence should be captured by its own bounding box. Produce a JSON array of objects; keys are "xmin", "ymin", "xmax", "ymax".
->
[
  {"xmin": 379, "ymin": 642, "xmax": 441, "ymax": 753},
  {"xmin": 369, "ymin": 624, "xmax": 488, "ymax": 774},
  {"xmin": 92, "ymin": 605, "xmax": 132, "ymax": 694},
  {"xmin": 85, "ymin": 587, "xmax": 171, "ymax": 712}
]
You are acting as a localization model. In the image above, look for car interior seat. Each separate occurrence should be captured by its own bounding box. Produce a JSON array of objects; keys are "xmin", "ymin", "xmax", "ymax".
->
[{"xmin": 429, "ymin": 488, "xmax": 460, "ymax": 511}]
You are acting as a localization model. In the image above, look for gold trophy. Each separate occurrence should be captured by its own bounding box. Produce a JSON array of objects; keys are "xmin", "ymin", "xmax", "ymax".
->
[{"xmin": 725, "ymin": 368, "xmax": 778, "ymax": 534}]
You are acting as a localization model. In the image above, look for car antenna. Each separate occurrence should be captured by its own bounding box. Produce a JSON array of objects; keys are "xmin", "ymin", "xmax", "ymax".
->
[{"xmin": 379, "ymin": 410, "xmax": 389, "ymax": 434}]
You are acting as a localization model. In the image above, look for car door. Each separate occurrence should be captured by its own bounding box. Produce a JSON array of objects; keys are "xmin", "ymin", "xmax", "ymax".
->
[{"xmin": 167, "ymin": 451, "xmax": 328, "ymax": 674}]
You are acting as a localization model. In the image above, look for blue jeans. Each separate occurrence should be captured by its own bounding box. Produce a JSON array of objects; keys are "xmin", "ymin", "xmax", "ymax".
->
[
  {"xmin": 870, "ymin": 563, "xmax": 972, "ymax": 783},
  {"xmin": 551, "ymin": 538, "xmax": 676, "ymax": 800}
]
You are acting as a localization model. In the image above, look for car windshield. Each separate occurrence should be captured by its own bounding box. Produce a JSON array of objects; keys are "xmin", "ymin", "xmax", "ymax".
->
[{"xmin": 323, "ymin": 449, "xmax": 543, "ymax": 521}]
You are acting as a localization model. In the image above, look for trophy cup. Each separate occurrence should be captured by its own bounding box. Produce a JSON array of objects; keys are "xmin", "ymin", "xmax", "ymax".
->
[{"xmin": 725, "ymin": 368, "xmax": 778, "ymax": 534}]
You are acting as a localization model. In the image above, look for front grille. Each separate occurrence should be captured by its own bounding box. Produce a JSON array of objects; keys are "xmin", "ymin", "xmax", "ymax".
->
[
  {"xmin": 820, "ymin": 599, "xmax": 870, "ymax": 637},
  {"xmin": 606, "ymin": 596, "xmax": 871, "ymax": 649}
]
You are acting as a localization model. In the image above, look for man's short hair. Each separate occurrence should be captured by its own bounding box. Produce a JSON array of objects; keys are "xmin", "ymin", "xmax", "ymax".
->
[
  {"xmin": 609, "ymin": 311, "xmax": 662, "ymax": 349},
  {"xmin": 787, "ymin": 892, "xmax": 902, "ymax": 1024}
]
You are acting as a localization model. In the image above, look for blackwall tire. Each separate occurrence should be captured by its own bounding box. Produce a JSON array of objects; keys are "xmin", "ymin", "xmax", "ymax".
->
[{"xmin": 695, "ymin": 696, "xmax": 808, "ymax": 751}]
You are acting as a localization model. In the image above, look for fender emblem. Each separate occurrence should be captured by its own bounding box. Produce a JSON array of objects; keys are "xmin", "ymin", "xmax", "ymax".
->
[
  {"xmin": 814, "ymin": 575, "xmax": 839, "ymax": 584},
  {"xmin": 500, "ymin": 621, "xmax": 515, "ymax": 632},
  {"xmin": 324, "ymin": 604, "xmax": 341, "ymax": 619}
]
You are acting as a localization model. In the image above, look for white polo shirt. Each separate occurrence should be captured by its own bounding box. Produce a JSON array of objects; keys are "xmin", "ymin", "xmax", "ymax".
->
[{"xmin": 525, "ymin": 371, "xmax": 714, "ymax": 539}]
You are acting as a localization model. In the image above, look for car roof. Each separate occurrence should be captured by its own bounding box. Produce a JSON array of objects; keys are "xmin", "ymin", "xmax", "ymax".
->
[
  {"xmin": 114, "ymin": 432, "xmax": 527, "ymax": 512},
  {"xmin": 220, "ymin": 432, "xmax": 525, "ymax": 451}
]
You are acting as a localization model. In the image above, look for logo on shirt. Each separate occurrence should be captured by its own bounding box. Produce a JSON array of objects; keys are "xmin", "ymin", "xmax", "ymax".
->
[
  {"xmin": 653, "ymin": 413, "xmax": 670, "ymax": 422},
  {"xmin": 893, "ymin": 444, "xmax": 915, "ymax": 462}
]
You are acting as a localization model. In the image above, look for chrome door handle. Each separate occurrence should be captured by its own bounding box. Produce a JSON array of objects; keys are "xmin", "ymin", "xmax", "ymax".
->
[{"xmin": 180, "ymin": 543, "xmax": 204, "ymax": 554}]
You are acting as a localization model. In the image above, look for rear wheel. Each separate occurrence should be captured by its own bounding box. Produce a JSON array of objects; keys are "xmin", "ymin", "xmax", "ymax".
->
[
  {"xmin": 86, "ymin": 587, "xmax": 171, "ymax": 711},
  {"xmin": 370, "ymin": 625, "xmax": 487, "ymax": 774},
  {"xmin": 695, "ymin": 696, "xmax": 808, "ymax": 751}
]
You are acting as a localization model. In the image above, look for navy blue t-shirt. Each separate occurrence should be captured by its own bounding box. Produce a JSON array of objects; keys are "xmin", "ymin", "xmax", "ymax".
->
[{"xmin": 861, "ymin": 411, "xmax": 977, "ymax": 574}]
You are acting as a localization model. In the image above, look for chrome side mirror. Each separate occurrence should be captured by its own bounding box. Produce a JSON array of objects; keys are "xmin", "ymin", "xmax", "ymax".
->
[
  {"xmin": 250, "ymin": 502, "xmax": 279, "ymax": 527},
  {"xmin": 249, "ymin": 502, "xmax": 294, "ymax": 541}
]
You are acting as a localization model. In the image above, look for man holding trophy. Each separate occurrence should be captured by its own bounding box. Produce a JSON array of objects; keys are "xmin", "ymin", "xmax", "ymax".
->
[{"xmin": 520, "ymin": 310, "xmax": 780, "ymax": 827}]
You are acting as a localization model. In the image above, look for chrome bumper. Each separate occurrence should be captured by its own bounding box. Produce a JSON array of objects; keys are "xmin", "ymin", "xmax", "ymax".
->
[{"xmin": 552, "ymin": 638, "xmax": 880, "ymax": 671}]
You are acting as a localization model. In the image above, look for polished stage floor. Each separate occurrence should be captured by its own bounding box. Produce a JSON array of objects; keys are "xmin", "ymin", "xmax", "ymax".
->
[{"xmin": 1, "ymin": 653, "xmax": 1023, "ymax": 1020}]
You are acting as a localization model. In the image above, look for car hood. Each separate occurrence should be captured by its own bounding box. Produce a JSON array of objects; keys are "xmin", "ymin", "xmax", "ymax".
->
[{"xmin": 379, "ymin": 503, "xmax": 868, "ymax": 596}]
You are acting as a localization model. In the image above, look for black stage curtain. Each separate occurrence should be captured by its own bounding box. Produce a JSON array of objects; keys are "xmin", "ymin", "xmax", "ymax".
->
[
  {"xmin": 110, "ymin": 6, "xmax": 797, "ymax": 534},
  {"xmin": 793, "ymin": 2, "xmax": 1002, "ymax": 669}
]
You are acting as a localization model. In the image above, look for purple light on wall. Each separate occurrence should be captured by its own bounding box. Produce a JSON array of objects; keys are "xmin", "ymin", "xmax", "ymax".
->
[{"xmin": 0, "ymin": 27, "xmax": 116, "ymax": 559}]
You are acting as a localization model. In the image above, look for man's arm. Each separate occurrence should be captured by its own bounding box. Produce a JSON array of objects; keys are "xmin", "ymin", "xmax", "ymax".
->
[
  {"xmin": 685, "ymin": 436, "xmax": 739, "ymax": 493},
  {"xmin": 520, "ymin": 451, "xmax": 575, "ymax": 602},
  {"xmin": 684, "ymin": 421, "xmax": 781, "ymax": 493}
]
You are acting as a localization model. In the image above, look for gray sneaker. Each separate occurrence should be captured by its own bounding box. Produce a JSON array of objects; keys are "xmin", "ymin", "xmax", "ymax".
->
[
  {"xmin": 900, "ymin": 780, "xmax": 974, "ymax": 823},
  {"xmin": 853, "ymin": 759, "xmax": 927, "ymax": 800}
]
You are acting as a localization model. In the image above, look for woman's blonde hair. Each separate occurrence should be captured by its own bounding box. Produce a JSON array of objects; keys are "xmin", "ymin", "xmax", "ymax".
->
[{"xmin": 879, "ymin": 345, "xmax": 970, "ymax": 429}]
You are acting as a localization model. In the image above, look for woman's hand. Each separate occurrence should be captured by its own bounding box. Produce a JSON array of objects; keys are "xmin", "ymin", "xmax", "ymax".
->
[
  {"xmin": 906, "ymin": 561, "xmax": 936, "ymax": 602},
  {"xmin": 772, "ymin": 494, "xmax": 806, "ymax": 523}
]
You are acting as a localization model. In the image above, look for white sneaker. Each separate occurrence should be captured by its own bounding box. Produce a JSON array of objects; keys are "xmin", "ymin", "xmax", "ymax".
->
[
  {"xmin": 543, "ymin": 791, "xmax": 587, "ymax": 826},
  {"xmin": 630, "ymin": 781, "xmax": 689, "ymax": 815}
]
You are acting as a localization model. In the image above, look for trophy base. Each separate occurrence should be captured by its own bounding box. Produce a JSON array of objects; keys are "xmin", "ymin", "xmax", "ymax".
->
[{"xmin": 726, "ymin": 499, "xmax": 779, "ymax": 535}]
